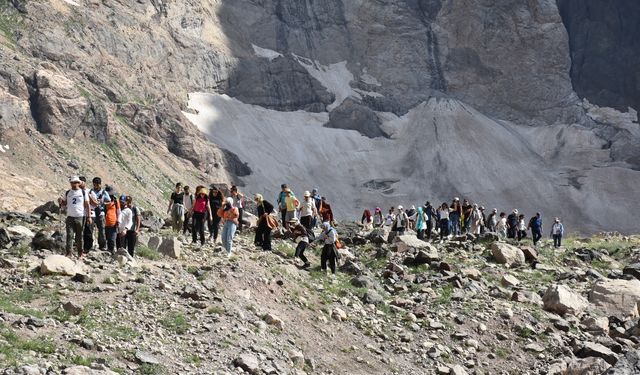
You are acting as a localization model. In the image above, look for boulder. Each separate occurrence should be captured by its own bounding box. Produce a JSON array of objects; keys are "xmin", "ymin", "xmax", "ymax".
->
[
  {"xmin": 589, "ymin": 279, "xmax": 640, "ymax": 319},
  {"xmin": 140, "ymin": 211, "xmax": 164, "ymax": 233},
  {"xmin": 542, "ymin": 284, "xmax": 589, "ymax": 316},
  {"xmin": 135, "ymin": 350, "xmax": 160, "ymax": 365},
  {"xmin": 7, "ymin": 225, "xmax": 34, "ymax": 238},
  {"xmin": 351, "ymin": 275, "xmax": 375, "ymax": 288},
  {"xmin": 362, "ymin": 289, "xmax": 384, "ymax": 305},
  {"xmin": 32, "ymin": 230, "xmax": 64, "ymax": 251},
  {"xmin": 491, "ymin": 242, "xmax": 526, "ymax": 267},
  {"xmin": 520, "ymin": 246, "xmax": 538, "ymax": 263},
  {"xmin": 575, "ymin": 341, "xmax": 618, "ymax": 365},
  {"xmin": 147, "ymin": 236, "xmax": 162, "ymax": 251},
  {"xmin": 263, "ymin": 313, "xmax": 284, "ymax": 329},
  {"xmin": 414, "ymin": 249, "xmax": 441, "ymax": 265},
  {"xmin": 331, "ymin": 308, "xmax": 348, "ymax": 321},
  {"xmin": 340, "ymin": 259, "xmax": 363, "ymax": 275},
  {"xmin": 40, "ymin": 255, "xmax": 80, "ymax": 276},
  {"xmin": 234, "ymin": 354, "xmax": 260, "ymax": 375},
  {"xmin": 32, "ymin": 201, "xmax": 61, "ymax": 215},
  {"xmin": 63, "ymin": 366, "xmax": 119, "ymax": 375},
  {"xmin": 367, "ymin": 228, "xmax": 387, "ymax": 244},
  {"xmin": 501, "ymin": 274, "xmax": 521, "ymax": 287},
  {"xmin": 158, "ymin": 237, "xmax": 181, "ymax": 258},
  {"xmin": 243, "ymin": 212, "xmax": 258, "ymax": 228},
  {"xmin": 581, "ymin": 316, "xmax": 609, "ymax": 335},
  {"xmin": 605, "ymin": 349, "xmax": 640, "ymax": 374},
  {"xmin": 63, "ymin": 301, "xmax": 83, "ymax": 316},
  {"xmin": 623, "ymin": 263, "xmax": 640, "ymax": 281},
  {"xmin": 565, "ymin": 357, "xmax": 610, "ymax": 375},
  {"xmin": 395, "ymin": 235, "xmax": 435, "ymax": 253},
  {"xmin": 0, "ymin": 227, "xmax": 11, "ymax": 248}
]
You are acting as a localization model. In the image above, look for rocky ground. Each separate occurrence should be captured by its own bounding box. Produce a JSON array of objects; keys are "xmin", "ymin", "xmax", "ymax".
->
[{"xmin": 2, "ymin": 210, "xmax": 640, "ymax": 375}]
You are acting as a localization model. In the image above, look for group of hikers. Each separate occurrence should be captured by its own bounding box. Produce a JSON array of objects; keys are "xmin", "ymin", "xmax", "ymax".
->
[
  {"xmin": 58, "ymin": 176, "xmax": 140, "ymax": 259},
  {"xmin": 361, "ymin": 197, "xmax": 565, "ymax": 247},
  {"xmin": 60, "ymin": 176, "xmax": 566, "ymax": 275}
]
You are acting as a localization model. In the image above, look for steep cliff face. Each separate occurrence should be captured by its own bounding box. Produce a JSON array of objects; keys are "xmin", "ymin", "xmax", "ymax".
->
[
  {"xmin": 0, "ymin": 0, "xmax": 638, "ymax": 232},
  {"xmin": 558, "ymin": 0, "xmax": 640, "ymax": 113}
]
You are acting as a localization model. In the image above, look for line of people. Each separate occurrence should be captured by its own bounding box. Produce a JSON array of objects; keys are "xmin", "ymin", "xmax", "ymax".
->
[{"xmin": 362, "ymin": 198, "xmax": 565, "ymax": 248}]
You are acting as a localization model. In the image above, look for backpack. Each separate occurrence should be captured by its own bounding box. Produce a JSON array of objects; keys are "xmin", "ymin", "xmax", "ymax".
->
[
  {"xmin": 131, "ymin": 206, "xmax": 140, "ymax": 229},
  {"xmin": 94, "ymin": 189, "xmax": 106, "ymax": 216}
]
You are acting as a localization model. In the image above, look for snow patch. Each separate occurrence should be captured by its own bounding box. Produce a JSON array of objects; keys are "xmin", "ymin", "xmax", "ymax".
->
[
  {"xmin": 293, "ymin": 56, "xmax": 360, "ymax": 111},
  {"xmin": 60, "ymin": 0, "xmax": 80, "ymax": 6},
  {"xmin": 252, "ymin": 45, "xmax": 282, "ymax": 61}
]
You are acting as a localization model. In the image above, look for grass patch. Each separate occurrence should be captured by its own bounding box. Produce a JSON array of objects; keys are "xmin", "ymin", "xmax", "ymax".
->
[
  {"xmin": 160, "ymin": 311, "xmax": 190, "ymax": 334},
  {"xmin": 495, "ymin": 347, "xmax": 510, "ymax": 358},
  {"xmin": 207, "ymin": 306, "xmax": 225, "ymax": 315},
  {"xmin": 136, "ymin": 363, "xmax": 166, "ymax": 375},
  {"xmin": 70, "ymin": 354, "xmax": 104, "ymax": 367},
  {"xmin": 133, "ymin": 286, "xmax": 155, "ymax": 303},
  {"xmin": 185, "ymin": 354, "xmax": 202, "ymax": 366},
  {"xmin": 0, "ymin": 3, "xmax": 23, "ymax": 48},
  {"xmin": 276, "ymin": 242, "xmax": 296, "ymax": 258},
  {"xmin": 137, "ymin": 245, "xmax": 161, "ymax": 260},
  {"xmin": 0, "ymin": 323, "xmax": 55, "ymax": 365},
  {"xmin": 433, "ymin": 284, "xmax": 454, "ymax": 306}
]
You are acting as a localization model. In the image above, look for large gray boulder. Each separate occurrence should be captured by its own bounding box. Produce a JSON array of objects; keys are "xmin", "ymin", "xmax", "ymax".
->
[
  {"xmin": 40, "ymin": 255, "xmax": 81, "ymax": 276},
  {"xmin": 589, "ymin": 279, "xmax": 640, "ymax": 320},
  {"xmin": 491, "ymin": 242, "xmax": 525, "ymax": 268},
  {"xmin": 543, "ymin": 284, "xmax": 589, "ymax": 316},
  {"xmin": 158, "ymin": 237, "xmax": 181, "ymax": 259}
]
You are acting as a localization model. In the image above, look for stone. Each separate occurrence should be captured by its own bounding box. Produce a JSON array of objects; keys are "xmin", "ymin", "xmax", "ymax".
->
[
  {"xmin": 71, "ymin": 273, "xmax": 92, "ymax": 283},
  {"xmin": 575, "ymin": 342, "xmax": 618, "ymax": 365},
  {"xmin": 234, "ymin": 354, "xmax": 261, "ymax": 375},
  {"xmin": 147, "ymin": 236, "xmax": 162, "ymax": 251},
  {"xmin": 589, "ymin": 279, "xmax": 640, "ymax": 319},
  {"xmin": 396, "ymin": 235, "xmax": 437, "ymax": 254},
  {"xmin": 351, "ymin": 275, "xmax": 375, "ymax": 288},
  {"xmin": 288, "ymin": 349, "xmax": 305, "ymax": 368},
  {"xmin": 367, "ymin": 228, "xmax": 388, "ymax": 245},
  {"xmin": 0, "ymin": 227, "xmax": 11, "ymax": 248},
  {"xmin": 181, "ymin": 286, "xmax": 206, "ymax": 301},
  {"xmin": 462, "ymin": 268, "xmax": 482, "ymax": 281},
  {"xmin": 543, "ymin": 284, "xmax": 589, "ymax": 316},
  {"xmin": 450, "ymin": 365, "xmax": 468, "ymax": 375},
  {"xmin": 141, "ymin": 213, "xmax": 164, "ymax": 233},
  {"xmin": 525, "ymin": 343, "xmax": 545, "ymax": 352},
  {"xmin": 623, "ymin": 263, "xmax": 640, "ymax": 280},
  {"xmin": 501, "ymin": 274, "xmax": 520, "ymax": 287},
  {"xmin": 331, "ymin": 308, "xmax": 348, "ymax": 321},
  {"xmin": 414, "ymin": 249, "xmax": 440, "ymax": 265},
  {"xmin": 7, "ymin": 225, "xmax": 34, "ymax": 238},
  {"xmin": 581, "ymin": 316, "xmax": 609, "ymax": 335},
  {"xmin": 158, "ymin": 237, "xmax": 181, "ymax": 258},
  {"xmin": 32, "ymin": 201, "xmax": 61, "ymax": 215},
  {"xmin": 605, "ymin": 349, "xmax": 640, "ymax": 375},
  {"xmin": 32, "ymin": 230, "xmax": 64, "ymax": 251},
  {"xmin": 521, "ymin": 246, "xmax": 538, "ymax": 262},
  {"xmin": 135, "ymin": 350, "xmax": 160, "ymax": 365},
  {"xmin": 340, "ymin": 259, "xmax": 363, "ymax": 275},
  {"xmin": 63, "ymin": 301, "xmax": 84, "ymax": 316},
  {"xmin": 263, "ymin": 313, "xmax": 284, "ymax": 329},
  {"xmin": 63, "ymin": 366, "xmax": 119, "ymax": 375},
  {"xmin": 565, "ymin": 357, "xmax": 610, "ymax": 375},
  {"xmin": 362, "ymin": 289, "xmax": 384, "ymax": 305},
  {"xmin": 491, "ymin": 242, "xmax": 526, "ymax": 267},
  {"xmin": 40, "ymin": 255, "xmax": 80, "ymax": 276}
]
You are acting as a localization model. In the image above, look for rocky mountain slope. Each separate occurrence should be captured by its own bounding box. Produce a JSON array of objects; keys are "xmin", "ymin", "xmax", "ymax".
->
[
  {"xmin": 0, "ymin": 0, "xmax": 639, "ymax": 233},
  {"xmin": 2, "ymin": 212, "xmax": 640, "ymax": 374}
]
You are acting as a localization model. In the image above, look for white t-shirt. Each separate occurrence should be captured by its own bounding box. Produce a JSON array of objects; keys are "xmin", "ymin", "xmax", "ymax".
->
[
  {"xmin": 65, "ymin": 189, "xmax": 88, "ymax": 218},
  {"xmin": 438, "ymin": 209, "xmax": 449, "ymax": 220},
  {"xmin": 232, "ymin": 194, "xmax": 244, "ymax": 209},
  {"xmin": 183, "ymin": 194, "xmax": 194, "ymax": 211},
  {"xmin": 299, "ymin": 199, "xmax": 315, "ymax": 217},
  {"xmin": 85, "ymin": 189, "xmax": 98, "ymax": 218},
  {"xmin": 119, "ymin": 207, "xmax": 133, "ymax": 233}
]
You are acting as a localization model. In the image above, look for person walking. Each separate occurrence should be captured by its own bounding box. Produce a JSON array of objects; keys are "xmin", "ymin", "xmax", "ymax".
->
[
  {"xmin": 79, "ymin": 176, "xmax": 98, "ymax": 255},
  {"xmin": 479, "ymin": 206, "xmax": 487, "ymax": 234},
  {"xmin": 182, "ymin": 186, "xmax": 194, "ymax": 235},
  {"xmin": 277, "ymin": 184, "xmax": 289, "ymax": 225},
  {"xmin": 415, "ymin": 206, "xmax": 427, "ymax": 240},
  {"xmin": 117, "ymin": 196, "xmax": 134, "ymax": 254},
  {"xmin": 190, "ymin": 186, "xmax": 212, "ymax": 246},
  {"xmin": 507, "ymin": 209, "xmax": 519, "ymax": 239},
  {"xmin": 496, "ymin": 212, "xmax": 508, "ymax": 239},
  {"xmin": 311, "ymin": 188, "xmax": 322, "ymax": 227},
  {"xmin": 385, "ymin": 207, "xmax": 395, "ymax": 227},
  {"xmin": 218, "ymin": 197, "xmax": 240, "ymax": 257},
  {"xmin": 517, "ymin": 214, "xmax": 527, "ymax": 241},
  {"xmin": 91, "ymin": 177, "xmax": 110, "ymax": 251},
  {"xmin": 58, "ymin": 176, "xmax": 90, "ymax": 258},
  {"xmin": 393, "ymin": 206, "xmax": 409, "ymax": 235},
  {"xmin": 470, "ymin": 204, "xmax": 483, "ymax": 235},
  {"xmin": 167, "ymin": 183, "xmax": 185, "ymax": 233},
  {"xmin": 373, "ymin": 207, "xmax": 384, "ymax": 228},
  {"xmin": 230, "ymin": 185, "xmax": 245, "ymax": 232},
  {"xmin": 551, "ymin": 218, "xmax": 564, "ymax": 248},
  {"xmin": 208, "ymin": 186, "xmax": 224, "ymax": 244},
  {"xmin": 104, "ymin": 185, "xmax": 120, "ymax": 254},
  {"xmin": 450, "ymin": 198, "xmax": 462, "ymax": 236},
  {"xmin": 283, "ymin": 188, "xmax": 299, "ymax": 229},
  {"xmin": 487, "ymin": 208, "xmax": 498, "ymax": 232},
  {"xmin": 406, "ymin": 205, "xmax": 416, "ymax": 231},
  {"xmin": 318, "ymin": 222, "xmax": 338, "ymax": 275},
  {"xmin": 462, "ymin": 199, "xmax": 473, "ymax": 234},
  {"xmin": 528, "ymin": 212, "xmax": 543, "ymax": 246},
  {"xmin": 424, "ymin": 201, "xmax": 436, "ymax": 240},
  {"xmin": 319, "ymin": 197, "xmax": 334, "ymax": 224},
  {"xmin": 126, "ymin": 197, "xmax": 141, "ymax": 257},
  {"xmin": 437, "ymin": 203, "xmax": 450, "ymax": 240},
  {"xmin": 361, "ymin": 209, "xmax": 373, "ymax": 231},
  {"xmin": 299, "ymin": 191, "xmax": 318, "ymax": 231},
  {"xmin": 254, "ymin": 194, "xmax": 275, "ymax": 251},
  {"xmin": 289, "ymin": 217, "xmax": 311, "ymax": 269}
]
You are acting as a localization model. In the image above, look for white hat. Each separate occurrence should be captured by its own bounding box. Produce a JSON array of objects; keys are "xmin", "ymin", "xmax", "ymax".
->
[
  {"xmin": 303, "ymin": 191, "xmax": 311, "ymax": 197},
  {"xmin": 397, "ymin": 205, "xmax": 404, "ymax": 210},
  {"xmin": 69, "ymin": 176, "xmax": 81, "ymax": 183},
  {"xmin": 225, "ymin": 197, "xmax": 234, "ymax": 205}
]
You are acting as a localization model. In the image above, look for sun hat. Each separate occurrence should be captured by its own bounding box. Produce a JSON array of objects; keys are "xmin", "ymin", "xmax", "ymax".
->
[
  {"xmin": 303, "ymin": 191, "xmax": 311, "ymax": 197},
  {"xmin": 69, "ymin": 176, "xmax": 81, "ymax": 183}
]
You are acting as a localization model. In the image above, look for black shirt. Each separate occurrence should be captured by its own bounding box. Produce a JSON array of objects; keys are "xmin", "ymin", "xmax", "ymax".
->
[{"xmin": 171, "ymin": 192, "xmax": 184, "ymax": 205}]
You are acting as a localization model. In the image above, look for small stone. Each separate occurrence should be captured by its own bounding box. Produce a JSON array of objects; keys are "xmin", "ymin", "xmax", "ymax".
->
[
  {"xmin": 501, "ymin": 274, "xmax": 520, "ymax": 287},
  {"xmin": 234, "ymin": 354, "xmax": 260, "ymax": 375},
  {"xmin": 524, "ymin": 343, "xmax": 545, "ymax": 352},
  {"xmin": 135, "ymin": 350, "xmax": 160, "ymax": 365},
  {"xmin": 331, "ymin": 308, "xmax": 348, "ymax": 321},
  {"xmin": 63, "ymin": 301, "xmax": 83, "ymax": 316},
  {"xmin": 263, "ymin": 313, "xmax": 284, "ymax": 330}
]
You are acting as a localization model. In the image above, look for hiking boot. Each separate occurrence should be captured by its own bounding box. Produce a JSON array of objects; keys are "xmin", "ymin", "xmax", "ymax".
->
[{"xmin": 302, "ymin": 263, "xmax": 311, "ymax": 269}]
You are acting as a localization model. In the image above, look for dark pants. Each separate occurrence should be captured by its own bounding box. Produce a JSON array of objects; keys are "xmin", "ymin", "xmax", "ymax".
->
[
  {"xmin": 83, "ymin": 217, "xmax": 94, "ymax": 252},
  {"xmin": 237, "ymin": 208, "xmax": 244, "ymax": 232},
  {"xmin": 300, "ymin": 215, "xmax": 313, "ymax": 231},
  {"xmin": 463, "ymin": 217, "xmax": 471, "ymax": 233},
  {"xmin": 126, "ymin": 230, "xmax": 137, "ymax": 256},
  {"xmin": 553, "ymin": 234, "xmax": 562, "ymax": 248},
  {"xmin": 183, "ymin": 212, "xmax": 192, "ymax": 235},
  {"xmin": 254, "ymin": 222, "xmax": 272, "ymax": 251},
  {"xmin": 295, "ymin": 241, "xmax": 309, "ymax": 265},
  {"xmin": 450, "ymin": 213, "xmax": 460, "ymax": 235},
  {"xmin": 517, "ymin": 230, "xmax": 527, "ymax": 241},
  {"xmin": 105, "ymin": 226, "xmax": 117, "ymax": 254},
  {"xmin": 116, "ymin": 232, "xmax": 124, "ymax": 250},
  {"xmin": 417, "ymin": 229, "xmax": 425, "ymax": 240},
  {"xmin": 532, "ymin": 229, "xmax": 542, "ymax": 245},
  {"xmin": 321, "ymin": 244, "xmax": 337, "ymax": 274},
  {"xmin": 426, "ymin": 219, "xmax": 433, "ymax": 240},
  {"xmin": 439, "ymin": 219, "xmax": 449, "ymax": 240},
  {"xmin": 507, "ymin": 225, "xmax": 516, "ymax": 239},
  {"xmin": 209, "ymin": 214, "xmax": 221, "ymax": 241},
  {"xmin": 65, "ymin": 216, "xmax": 84, "ymax": 256},
  {"xmin": 95, "ymin": 215, "xmax": 106, "ymax": 250},
  {"xmin": 280, "ymin": 208, "xmax": 287, "ymax": 226},
  {"xmin": 192, "ymin": 212, "xmax": 206, "ymax": 245}
]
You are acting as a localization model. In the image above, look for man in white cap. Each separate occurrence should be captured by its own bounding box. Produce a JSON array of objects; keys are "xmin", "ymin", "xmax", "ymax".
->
[
  {"xmin": 393, "ymin": 206, "xmax": 409, "ymax": 235},
  {"xmin": 58, "ymin": 176, "xmax": 91, "ymax": 257}
]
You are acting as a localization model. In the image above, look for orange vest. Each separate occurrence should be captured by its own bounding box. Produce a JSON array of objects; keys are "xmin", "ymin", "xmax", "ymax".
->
[{"xmin": 105, "ymin": 199, "xmax": 120, "ymax": 227}]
